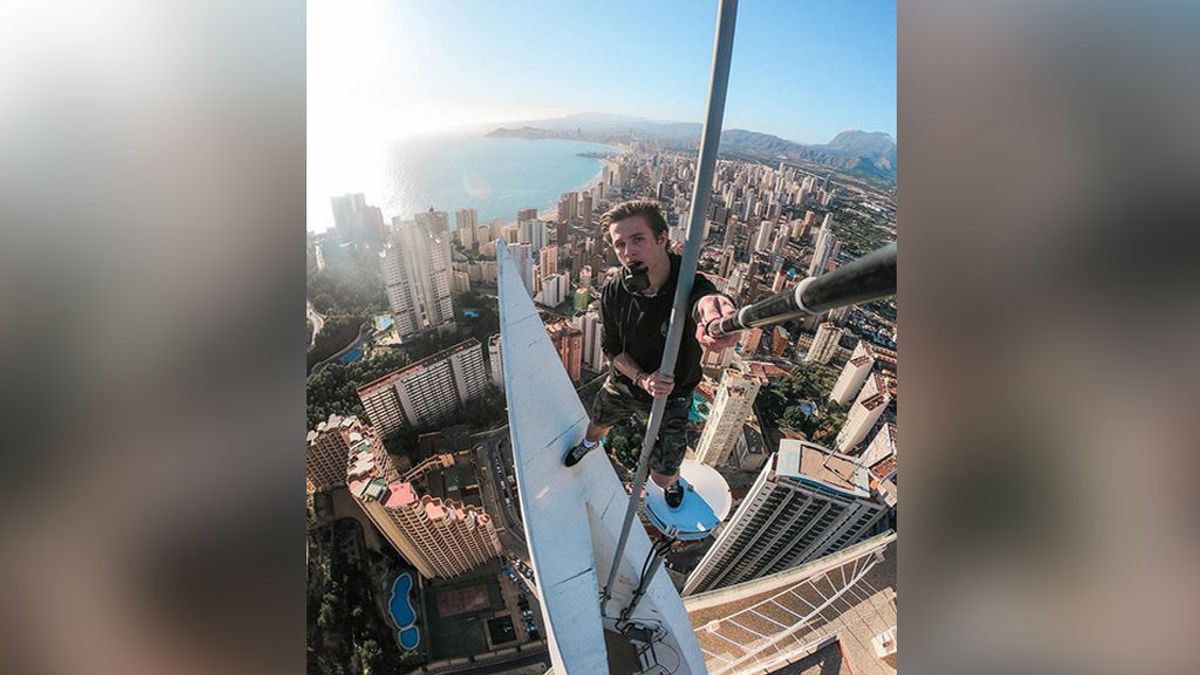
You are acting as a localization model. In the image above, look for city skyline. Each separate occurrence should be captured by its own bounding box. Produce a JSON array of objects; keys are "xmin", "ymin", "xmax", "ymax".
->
[{"xmin": 310, "ymin": 0, "xmax": 896, "ymax": 233}]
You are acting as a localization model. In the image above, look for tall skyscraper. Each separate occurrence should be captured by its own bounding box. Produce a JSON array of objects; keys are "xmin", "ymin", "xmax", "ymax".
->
[
  {"xmin": 806, "ymin": 322, "xmax": 843, "ymax": 364},
  {"xmin": 772, "ymin": 268, "xmax": 788, "ymax": 293},
  {"xmin": 381, "ymin": 221, "xmax": 456, "ymax": 338},
  {"xmin": 349, "ymin": 444, "xmax": 501, "ymax": 579},
  {"xmin": 330, "ymin": 192, "xmax": 367, "ymax": 245},
  {"xmin": 682, "ymin": 440, "xmax": 889, "ymax": 595},
  {"xmin": 545, "ymin": 318, "xmax": 583, "ymax": 383},
  {"xmin": 356, "ymin": 338, "xmax": 489, "ymax": 437},
  {"xmin": 580, "ymin": 191, "xmax": 593, "ymax": 229},
  {"xmin": 511, "ymin": 243, "xmax": 535, "ymax": 297},
  {"xmin": 488, "ymin": 333, "xmax": 504, "ymax": 391},
  {"xmin": 835, "ymin": 372, "xmax": 895, "ymax": 453},
  {"xmin": 754, "ymin": 219, "xmax": 773, "ymax": 252},
  {"xmin": 539, "ymin": 245, "xmax": 558, "ymax": 276},
  {"xmin": 860, "ymin": 422, "xmax": 897, "ymax": 473},
  {"xmin": 771, "ymin": 222, "xmax": 789, "ymax": 257},
  {"xmin": 722, "ymin": 217, "xmax": 739, "ymax": 248},
  {"xmin": 557, "ymin": 191, "xmax": 578, "ymax": 223},
  {"xmin": 829, "ymin": 340, "xmax": 894, "ymax": 406},
  {"xmin": 516, "ymin": 207, "xmax": 538, "ymax": 222},
  {"xmin": 455, "ymin": 208, "xmax": 478, "ymax": 233},
  {"xmin": 518, "ymin": 218, "xmax": 548, "ymax": 252},
  {"xmin": 537, "ymin": 272, "xmax": 569, "ymax": 308},
  {"xmin": 457, "ymin": 223, "xmax": 475, "ymax": 248},
  {"xmin": 379, "ymin": 240, "xmax": 420, "ymax": 338},
  {"xmin": 808, "ymin": 214, "xmax": 836, "ymax": 277},
  {"xmin": 695, "ymin": 366, "xmax": 763, "ymax": 468},
  {"xmin": 574, "ymin": 311, "xmax": 605, "ymax": 374}
]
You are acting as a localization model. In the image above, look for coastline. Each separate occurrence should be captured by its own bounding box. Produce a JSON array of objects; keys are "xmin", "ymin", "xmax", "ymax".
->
[{"xmin": 519, "ymin": 142, "xmax": 627, "ymax": 227}]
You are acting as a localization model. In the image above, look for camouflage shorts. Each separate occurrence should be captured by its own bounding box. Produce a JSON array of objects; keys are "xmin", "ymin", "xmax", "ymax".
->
[{"xmin": 591, "ymin": 377, "xmax": 692, "ymax": 476}]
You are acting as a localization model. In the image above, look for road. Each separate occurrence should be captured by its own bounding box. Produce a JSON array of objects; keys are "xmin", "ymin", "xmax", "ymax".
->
[
  {"xmin": 469, "ymin": 427, "xmax": 529, "ymax": 560},
  {"xmin": 306, "ymin": 300, "xmax": 325, "ymax": 349}
]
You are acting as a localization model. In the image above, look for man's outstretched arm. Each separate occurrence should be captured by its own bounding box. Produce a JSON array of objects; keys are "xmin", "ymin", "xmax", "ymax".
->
[{"xmin": 694, "ymin": 294, "xmax": 739, "ymax": 350}]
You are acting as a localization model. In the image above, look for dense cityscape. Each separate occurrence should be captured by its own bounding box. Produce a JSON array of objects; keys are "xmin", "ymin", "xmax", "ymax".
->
[{"xmin": 306, "ymin": 137, "xmax": 898, "ymax": 674}]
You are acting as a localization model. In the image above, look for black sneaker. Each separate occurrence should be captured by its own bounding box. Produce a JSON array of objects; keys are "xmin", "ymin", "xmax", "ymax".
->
[
  {"xmin": 664, "ymin": 481, "xmax": 685, "ymax": 509},
  {"xmin": 563, "ymin": 440, "xmax": 596, "ymax": 467}
]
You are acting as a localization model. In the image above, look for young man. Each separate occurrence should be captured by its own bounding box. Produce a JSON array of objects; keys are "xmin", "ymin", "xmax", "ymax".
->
[{"xmin": 563, "ymin": 200, "xmax": 738, "ymax": 508}]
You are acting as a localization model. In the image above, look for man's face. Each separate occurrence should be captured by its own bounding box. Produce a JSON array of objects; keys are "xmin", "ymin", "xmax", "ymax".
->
[{"xmin": 608, "ymin": 215, "xmax": 668, "ymax": 270}]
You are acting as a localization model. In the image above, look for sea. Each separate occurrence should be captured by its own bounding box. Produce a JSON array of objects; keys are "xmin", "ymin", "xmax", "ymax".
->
[{"xmin": 310, "ymin": 133, "xmax": 622, "ymax": 232}]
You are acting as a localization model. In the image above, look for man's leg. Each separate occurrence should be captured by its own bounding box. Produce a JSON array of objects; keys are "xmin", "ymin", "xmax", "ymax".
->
[
  {"xmin": 649, "ymin": 395, "xmax": 692, "ymax": 505},
  {"xmin": 583, "ymin": 421, "xmax": 611, "ymax": 444},
  {"xmin": 564, "ymin": 380, "xmax": 628, "ymax": 467}
]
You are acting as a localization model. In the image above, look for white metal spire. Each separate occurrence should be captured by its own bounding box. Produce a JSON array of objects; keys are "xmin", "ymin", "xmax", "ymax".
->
[{"xmin": 497, "ymin": 240, "xmax": 708, "ymax": 674}]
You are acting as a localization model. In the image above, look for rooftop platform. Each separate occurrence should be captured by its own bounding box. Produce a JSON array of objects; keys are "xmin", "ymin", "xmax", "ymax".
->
[{"xmin": 685, "ymin": 532, "xmax": 897, "ymax": 674}]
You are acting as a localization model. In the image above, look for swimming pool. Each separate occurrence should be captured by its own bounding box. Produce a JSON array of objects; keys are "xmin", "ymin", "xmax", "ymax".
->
[
  {"xmin": 388, "ymin": 572, "xmax": 420, "ymax": 651},
  {"xmin": 689, "ymin": 392, "xmax": 711, "ymax": 423},
  {"xmin": 338, "ymin": 347, "xmax": 362, "ymax": 364}
]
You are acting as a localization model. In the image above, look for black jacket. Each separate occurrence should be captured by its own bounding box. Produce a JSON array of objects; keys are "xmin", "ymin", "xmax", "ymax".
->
[{"xmin": 600, "ymin": 252, "xmax": 720, "ymax": 400}]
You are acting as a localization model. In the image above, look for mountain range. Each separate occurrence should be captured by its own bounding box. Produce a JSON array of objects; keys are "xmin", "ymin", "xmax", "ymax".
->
[{"xmin": 485, "ymin": 112, "xmax": 896, "ymax": 185}]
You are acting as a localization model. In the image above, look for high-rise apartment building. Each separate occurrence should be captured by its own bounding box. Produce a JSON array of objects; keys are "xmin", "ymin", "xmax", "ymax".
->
[
  {"xmin": 455, "ymin": 207, "xmax": 478, "ymax": 233},
  {"xmin": 580, "ymin": 191, "xmax": 593, "ymax": 229},
  {"xmin": 771, "ymin": 326, "xmax": 790, "ymax": 357},
  {"xmin": 539, "ymin": 245, "xmax": 558, "ymax": 276},
  {"xmin": 516, "ymin": 207, "xmax": 538, "ymax": 222},
  {"xmin": 452, "ymin": 271, "xmax": 470, "ymax": 295},
  {"xmin": 754, "ymin": 219, "xmax": 773, "ymax": 252},
  {"xmin": 806, "ymin": 322, "xmax": 843, "ymax": 364},
  {"xmin": 808, "ymin": 215, "xmax": 836, "ymax": 277},
  {"xmin": 415, "ymin": 209, "xmax": 449, "ymax": 235},
  {"xmin": 488, "ymin": 333, "xmax": 504, "ymax": 391},
  {"xmin": 829, "ymin": 340, "xmax": 896, "ymax": 406},
  {"xmin": 511, "ymin": 243, "xmax": 535, "ymax": 298},
  {"xmin": 380, "ymin": 240, "xmax": 420, "ymax": 338},
  {"xmin": 330, "ymin": 193, "xmax": 387, "ymax": 248},
  {"xmin": 307, "ymin": 413, "xmax": 396, "ymax": 493},
  {"xmin": 835, "ymin": 372, "xmax": 895, "ymax": 453},
  {"xmin": 860, "ymin": 422, "xmax": 897, "ymax": 472},
  {"xmin": 348, "ymin": 443, "xmax": 500, "ymax": 579},
  {"xmin": 518, "ymin": 218, "xmax": 548, "ymax": 252},
  {"xmin": 537, "ymin": 272, "xmax": 569, "ymax": 308},
  {"xmin": 356, "ymin": 338, "xmax": 489, "ymax": 437},
  {"xmin": 546, "ymin": 318, "xmax": 583, "ymax": 382},
  {"xmin": 682, "ymin": 440, "xmax": 889, "ymax": 595},
  {"xmin": 771, "ymin": 268, "xmax": 788, "ymax": 293},
  {"xmin": 574, "ymin": 311, "xmax": 605, "ymax": 374},
  {"xmin": 695, "ymin": 366, "xmax": 763, "ymax": 468},
  {"xmin": 557, "ymin": 191, "xmax": 578, "ymax": 223},
  {"xmin": 380, "ymin": 221, "xmax": 456, "ymax": 339}
]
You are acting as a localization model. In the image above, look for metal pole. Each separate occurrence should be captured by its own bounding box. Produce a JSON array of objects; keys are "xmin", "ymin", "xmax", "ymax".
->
[
  {"xmin": 601, "ymin": 0, "xmax": 739, "ymax": 610},
  {"xmin": 704, "ymin": 242, "xmax": 897, "ymax": 338}
]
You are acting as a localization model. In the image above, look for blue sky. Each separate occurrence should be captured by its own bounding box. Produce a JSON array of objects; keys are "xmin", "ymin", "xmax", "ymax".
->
[{"xmin": 310, "ymin": 0, "xmax": 895, "ymax": 145}]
